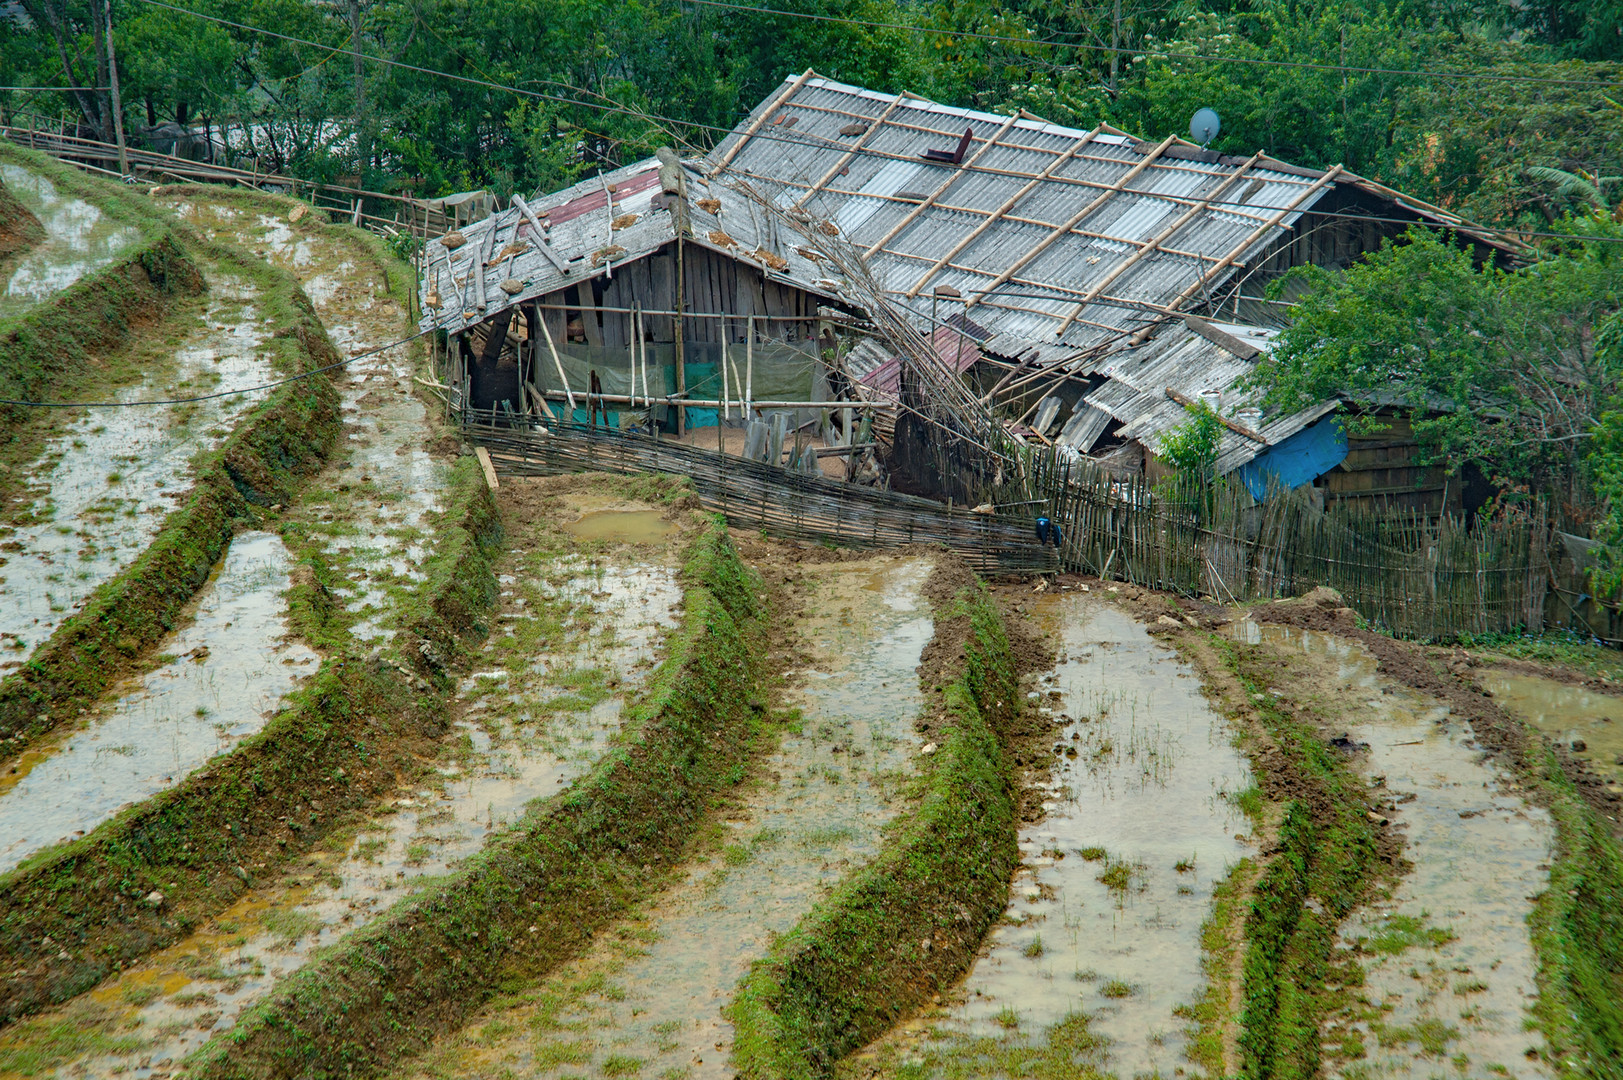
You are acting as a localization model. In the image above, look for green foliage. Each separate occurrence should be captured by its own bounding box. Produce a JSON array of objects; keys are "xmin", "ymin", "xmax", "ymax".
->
[
  {"xmin": 1158, "ymin": 400, "xmax": 1224, "ymax": 487},
  {"xmin": 1252, "ymin": 223, "xmax": 1623, "ymax": 499}
]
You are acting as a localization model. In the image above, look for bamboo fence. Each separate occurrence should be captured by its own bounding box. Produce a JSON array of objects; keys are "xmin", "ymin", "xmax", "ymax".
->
[
  {"xmin": 463, "ymin": 414, "xmax": 1061, "ymax": 574},
  {"xmin": 999, "ymin": 446, "xmax": 1549, "ymax": 640}
]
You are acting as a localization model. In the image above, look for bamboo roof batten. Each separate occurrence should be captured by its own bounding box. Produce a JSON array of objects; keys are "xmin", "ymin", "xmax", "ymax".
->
[
  {"xmin": 860, "ymin": 110, "xmax": 1024, "ymax": 259},
  {"xmin": 965, "ymin": 134, "xmax": 1178, "ymax": 312},
  {"xmin": 792, "ymin": 90, "xmax": 913, "ymax": 211},
  {"xmin": 1054, "ymin": 150, "xmax": 1267, "ymax": 337},
  {"xmin": 1167, "ymin": 165, "xmax": 1346, "ymax": 316},
  {"xmin": 709, "ymin": 67, "xmax": 817, "ymax": 178},
  {"xmin": 906, "ymin": 125, "xmax": 1104, "ymax": 298}
]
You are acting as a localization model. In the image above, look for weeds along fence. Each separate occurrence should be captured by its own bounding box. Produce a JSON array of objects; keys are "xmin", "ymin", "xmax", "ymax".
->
[
  {"xmin": 462, "ymin": 414, "xmax": 1061, "ymax": 574},
  {"xmin": 999, "ymin": 447, "xmax": 1549, "ymax": 640}
]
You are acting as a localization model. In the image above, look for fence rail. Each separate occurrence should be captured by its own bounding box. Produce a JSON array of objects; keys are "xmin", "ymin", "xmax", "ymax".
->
[
  {"xmin": 0, "ymin": 114, "xmax": 453, "ymax": 241},
  {"xmin": 462, "ymin": 416, "xmax": 1062, "ymax": 574}
]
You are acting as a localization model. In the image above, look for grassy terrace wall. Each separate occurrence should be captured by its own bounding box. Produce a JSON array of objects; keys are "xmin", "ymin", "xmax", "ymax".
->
[
  {"xmin": 729, "ymin": 574, "xmax": 1021, "ymax": 1080},
  {"xmin": 0, "ymin": 225, "xmax": 341, "ymax": 751},
  {"xmin": 1528, "ymin": 746, "xmax": 1623, "ymax": 1079},
  {"xmin": 0, "ymin": 459, "xmax": 499, "ymax": 1025},
  {"xmin": 1220, "ymin": 642, "xmax": 1386, "ymax": 1080},
  {"xmin": 0, "ymin": 141, "xmax": 205, "ymax": 426},
  {"xmin": 0, "ymin": 173, "xmax": 44, "ymax": 258},
  {"xmin": 182, "ymin": 516, "xmax": 767, "ymax": 1080}
]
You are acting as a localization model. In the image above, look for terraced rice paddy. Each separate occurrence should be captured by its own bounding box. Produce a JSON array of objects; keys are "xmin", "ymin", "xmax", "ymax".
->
[{"xmin": 0, "ymin": 155, "xmax": 1619, "ymax": 1080}]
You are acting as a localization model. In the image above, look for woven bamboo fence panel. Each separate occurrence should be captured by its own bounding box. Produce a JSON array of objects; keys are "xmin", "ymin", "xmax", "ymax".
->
[
  {"xmin": 998, "ymin": 447, "xmax": 1548, "ymax": 640},
  {"xmin": 463, "ymin": 416, "xmax": 1061, "ymax": 574}
]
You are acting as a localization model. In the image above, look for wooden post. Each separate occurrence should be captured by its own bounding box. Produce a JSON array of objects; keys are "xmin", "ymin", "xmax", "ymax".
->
[
  {"xmin": 103, "ymin": 0, "xmax": 128, "ymax": 176},
  {"xmin": 745, "ymin": 316, "xmax": 754, "ymax": 417},
  {"xmin": 675, "ymin": 237, "xmax": 686, "ymax": 437},
  {"xmin": 721, "ymin": 337, "xmax": 731, "ymax": 422}
]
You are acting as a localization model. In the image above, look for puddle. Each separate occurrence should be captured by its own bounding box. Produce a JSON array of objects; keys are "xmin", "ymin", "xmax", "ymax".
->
[
  {"xmin": 388, "ymin": 556, "xmax": 934, "ymax": 1080},
  {"xmin": 0, "ymin": 164, "xmax": 142, "ymax": 321},
  {"xmin": 562, "ymin": 510, "xmax": 677, "ymax": 544},
  {"xmin": 1230, "ymin": 621, "xmax": 1554, "ymax": 1080},
  {"xmin": 0, "ymin": 532, "xmax": 317, "ymax": 876},
  {"xmin": 161, "ymin": 196, "xmax": 445, "ymax": 644},
  {"xmin": 1478, "ymin": 673, "xmax": 1623, "ymax": 786},
  {"xmin": 877, "ymin": 597, "xmax": 1252, "ymax": 1078},
  {"xmin": 33, "ymin": 547, "xmax": 682, "ymax": 1079},
  {"xmin": 0, "ymin": 279, "xmax": 275, "ymax": 671}
]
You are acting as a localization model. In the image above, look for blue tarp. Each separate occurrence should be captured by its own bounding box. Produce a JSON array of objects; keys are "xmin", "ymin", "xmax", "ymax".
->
[{"xmin": 1235, "ymin": 415, "xmax": 1347, "ymax": 499}]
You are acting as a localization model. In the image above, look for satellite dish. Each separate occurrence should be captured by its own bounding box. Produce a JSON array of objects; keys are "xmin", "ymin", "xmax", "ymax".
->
[{"xmin": 1190, "ymin": 107, "xmax": 1221, "ymax": 147}]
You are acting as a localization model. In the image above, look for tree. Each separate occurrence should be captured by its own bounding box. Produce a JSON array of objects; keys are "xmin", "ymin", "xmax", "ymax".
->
[{"xmin": 1250, "ymin": 223, "xmax": 1623, "ymax": 510}]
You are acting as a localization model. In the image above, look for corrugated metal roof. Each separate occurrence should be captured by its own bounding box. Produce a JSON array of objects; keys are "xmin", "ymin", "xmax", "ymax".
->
[
  {"xmin": 707, "ymin": 73, "xmax": 1518, "ymax": 369},
  {"xmin": 1077, "ymin": 318, "xmax": 1337, "ymax": 475},
  {"xmin": 416, "ymin": 157, "xmax": 854, "ymax": 335}
]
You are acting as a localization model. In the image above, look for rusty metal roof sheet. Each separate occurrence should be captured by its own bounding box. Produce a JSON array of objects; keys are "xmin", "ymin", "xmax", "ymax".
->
[{"xmin": 415, "ymin": 156, "xmax": 855, "ymax": 335}]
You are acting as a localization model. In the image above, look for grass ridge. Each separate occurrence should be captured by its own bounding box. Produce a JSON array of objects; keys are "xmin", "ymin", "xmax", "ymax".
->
[
  {"xmin": 727, "ymin": 571, "xmax": 1021, "ymax": 1080},
  {"xmin": 180, "ymin": 514, "xmax": 768, "ymax": 1080},
  {"xmin": 0, "ymin": 459, "xmax": 500, "ymax": 1027}
]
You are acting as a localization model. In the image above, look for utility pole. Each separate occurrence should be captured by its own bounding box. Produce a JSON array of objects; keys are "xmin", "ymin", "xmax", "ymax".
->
[
  {"xmin": 104, "ymin": 0, "xmax": 128, "ymax": 175},
  {"xmin": 1108, "ymin": 0, "xmax": 1121, "ymax": 95},
  {"xmin": 349, "ymin": 0, "xmax": 367, "ymax": 173}
]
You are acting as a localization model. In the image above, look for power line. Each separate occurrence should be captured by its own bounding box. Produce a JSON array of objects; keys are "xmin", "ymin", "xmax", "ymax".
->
[
  {"xmin": 0, "ymin": 328, "xmax": 431, "ymax": 408},
  {"xmin": 117, "ymin": 0, "xmax": 1623, "ymax": 246},
  {"xmin": 682, "ymin": 0, "xmax": 1623, "ymax": 88}
]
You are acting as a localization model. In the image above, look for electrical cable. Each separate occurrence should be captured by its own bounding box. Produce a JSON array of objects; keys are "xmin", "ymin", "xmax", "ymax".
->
[
  {"xmin": 682, "ymin": 0, "xmax": 1623, "ymax": 88},
  {"xmin": 131, "ymin": 0, "xmax": 1623, "ymax": 115}
]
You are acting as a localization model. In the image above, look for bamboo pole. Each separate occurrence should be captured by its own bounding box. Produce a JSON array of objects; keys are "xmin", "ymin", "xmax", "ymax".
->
[{"xmin": 536, "ymin": 312, "xmax": 577, "ymax": 412}]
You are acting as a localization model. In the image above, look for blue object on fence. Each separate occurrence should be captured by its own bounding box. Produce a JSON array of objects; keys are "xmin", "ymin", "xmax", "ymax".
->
[
  {"xmin": 1035, "ymin": 517, "xmax": 1052, "ymax": 545},
  {"xmin": 1049, "ymin": 521, "xmax": 1063, "ymax": 548},
  {"xmin": 1236, "ymin": 415, "xmax": 1348, "ymax": 500}
]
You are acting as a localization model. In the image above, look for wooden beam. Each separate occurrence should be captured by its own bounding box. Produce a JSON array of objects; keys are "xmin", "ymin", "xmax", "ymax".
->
[
  {"xmin": 474, "ymin": 446, "xmax": 500, "ymax": 490},
  {"xmin": 792, "ymin": 91, "xmax": 911, "ymax": 210},
  {"xmin": 966, "ymin": 134, "xmax": 1177, "ymax": 310},
  {"xmin": 1165, "ymin": 165, "xmax": 1343, "ymax": 316},
  {"xmin": 708, "ymin": 68, "xmax": 816, "ymax": 178},
  {"xmin": 1053, "ymin": 151, "xmax": 1265, "ymax": 338},
  {"xmin": 861, "ymin": 110, "xmax": 1023, "ymax": 259},
  {"xmin": 905, "ymin": 126, "xmax": 1102, "ymax": 298},
  {"xmin": 1164, "ymin": 387, "xmax": 1266, "ymax": 442}
]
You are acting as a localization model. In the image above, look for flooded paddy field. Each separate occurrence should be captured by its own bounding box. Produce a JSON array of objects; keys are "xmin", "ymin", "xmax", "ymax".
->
[
  {"xmin": 157, "ymin": 189, "xmax": 444, "ymax": 645},
  {"xmin": 382, "ymin": 553, "xmax": 934, "ymax": 1080},
  {"xmin": 0, "ymin": 479, "xmax": 693, "ymax": 1077},
  {"xmin": 0, "ymin": 270, "xmax": 276, "ymax": 669},
  {"xmin": 1232, "ymin": 620, "xmax": 1554, "ymax": 1080},
  {"xmin": 0, "ymin": 163, "xmax": 141, "ymax": 320},
  {"xmin": 0, "ymin": 531, "xmax": 317, "ymax": 875}
]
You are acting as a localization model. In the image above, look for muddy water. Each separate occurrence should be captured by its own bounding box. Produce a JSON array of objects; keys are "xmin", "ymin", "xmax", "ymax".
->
[
  {"xmin": 1478, "ymin": 672, "xmax": 1623, "ymax": 785},
  {"xmin": 0, "ymin": 276, "xmax": 275, "ymax": 670},
  {"xmin": 162, "ymin": 196, "xmax": 444, "ymax": 644},
  {"xmin": 0, "ymin": 164, "xmax": 142, "ymax": 320},
  {"xmin": 30, "ymin": 548, "xmax": 681, "ymax": 1079},
  {"xmin": 387, "ymin": 555, "xmax": 934, "ymax": 1080},
  {"xmin": 1231, "ymin": 622, "xmax": 1553, "ymax": 1080},
  {"xmin": 563, "ymin": 510, "xmax": 677, "ymax": 544},
  {"xmin": 0, "ymin": 532, "xmax": 317, "ymax": 875},
  {"xmin": 869, "ymin": 594, "xmax": 1252, "ymax": 1078}
]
